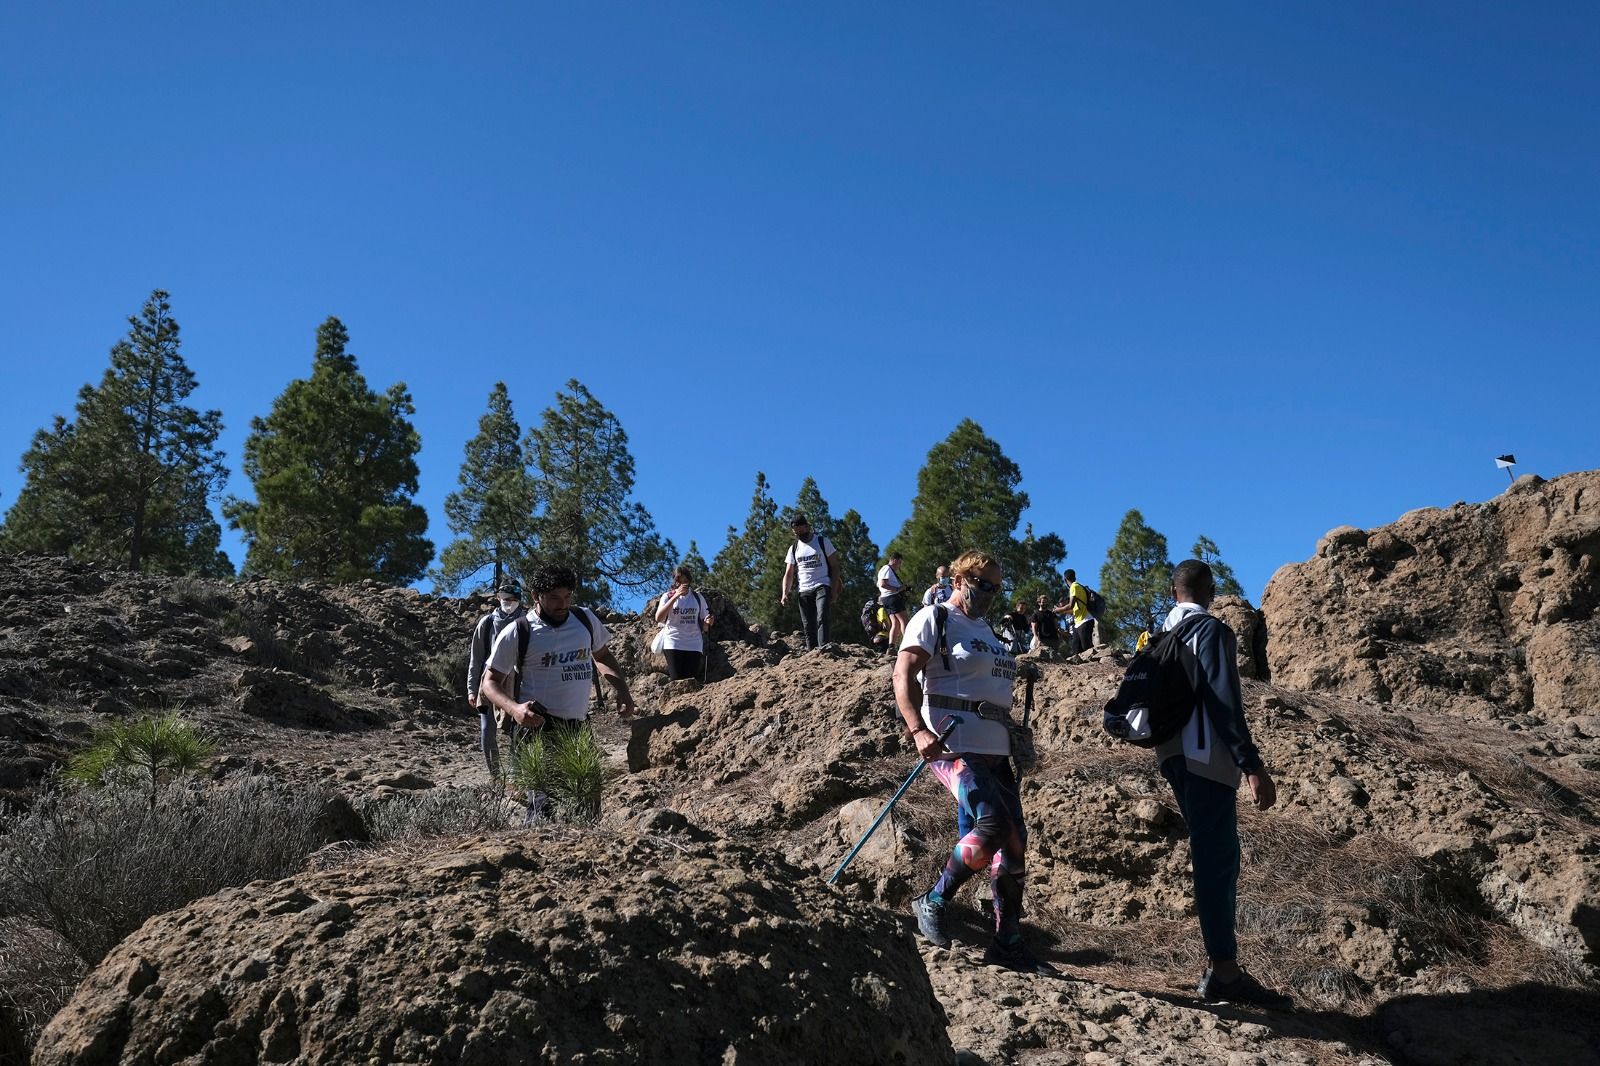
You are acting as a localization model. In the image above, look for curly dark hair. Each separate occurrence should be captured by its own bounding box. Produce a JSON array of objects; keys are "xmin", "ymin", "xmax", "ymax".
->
[{"xmin": 529, "ymin": 563, "xmax": 579, "ymax": 596}]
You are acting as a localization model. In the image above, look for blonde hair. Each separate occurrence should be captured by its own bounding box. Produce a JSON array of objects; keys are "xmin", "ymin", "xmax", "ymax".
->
[{"xmin": 949, "ymin": 550, "xmax": 999, "ymax": 581}]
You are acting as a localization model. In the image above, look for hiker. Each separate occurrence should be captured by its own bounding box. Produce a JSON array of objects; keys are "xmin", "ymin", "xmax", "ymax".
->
[
  {"xmin": 896, "ymin": 551, "xmax": 1053, "ymax": 974},
  {"xmin": 1003, "ymin": 600, "xmax": 1032, "ymax": 656},
  {"xmin": 1065, "ymin": 569, "xmax": 1094, "ymax": 654},
  {"xmin": 1156, "ymin": 559, "xmax": 1290, "ymax": 1008},
  {"xmin": 780, "ymin": 514, "xmax": 842, "ymax": 650},
  {"xmin": 480, "ymin": 563, "xmax": 638, "ymax": 740},
  {"xmin": 465, "ymin": 579, "xmax": 526, "ymax": 777},
  {"xmin": 1030, "ymin": 595, "xmax": 1061, "ymax": 656},
  {"xmin": 922, "ymin": 565, "xmax": 953, "ymax": 608},
  {"xmin": 877, "ymin": 552, "xmax": 910, "ymax": 650},
  {"xmin": 653, "ymin": 565, "xmax": 714, "ymax": 682}
]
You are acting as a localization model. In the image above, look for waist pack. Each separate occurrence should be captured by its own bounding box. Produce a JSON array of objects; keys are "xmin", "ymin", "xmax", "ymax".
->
[{"xmin": 1102, "ymin": 614, "xmax": 1208, "ymax": 748}]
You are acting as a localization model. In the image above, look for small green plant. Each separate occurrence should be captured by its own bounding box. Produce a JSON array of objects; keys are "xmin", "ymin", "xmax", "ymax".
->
[
  {"xmin": 422, "ymin": 648, "xmax": 463, "ymax": 699},
  {"xmin": 506, "ymin": 726, "xmax": 607, "ymax": 823},
  {"xmin": 67, "ymin": 713, "xmax": 214, "ymax": 808}
]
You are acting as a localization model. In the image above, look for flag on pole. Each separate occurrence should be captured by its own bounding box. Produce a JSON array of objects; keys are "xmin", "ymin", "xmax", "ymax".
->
[{"xmin": 1495, "ymin": 455, "xmax": 1517, "ymax": 469}]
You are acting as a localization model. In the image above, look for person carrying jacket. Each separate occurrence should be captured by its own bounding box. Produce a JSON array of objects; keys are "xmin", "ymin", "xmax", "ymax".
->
[
  {"xmin": 1158, "ymin": 559, "xmax": 1291, "ymax": 1009},
  {"xmin": 466, "ymin": 579, "xmax": 525, "ymax": 777}
]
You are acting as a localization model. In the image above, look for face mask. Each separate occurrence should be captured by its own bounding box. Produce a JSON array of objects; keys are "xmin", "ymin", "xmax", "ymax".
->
[{"xmin": 498, "ymin": 598, "xmax": 520, "ymax": 612}]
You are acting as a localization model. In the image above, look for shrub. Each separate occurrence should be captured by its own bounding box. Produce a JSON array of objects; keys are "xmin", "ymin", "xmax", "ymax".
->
[
  {"xmin": 0, "ymin": 777, "xmax": 341, "ymax": 967},
  {"xmin": 215, "ymin": 603, "xmax": 325, "ymax": 676},
  {"xmin": 162, "ymin": 576, "xmax": 231, "ymax": 617},
  {"xmin": 359, "ymin": 785, "xmax": 515, "ymax": 843},
  {"xmin": 0, "ymin": 918, "xmax": 84, "ymax": 1060},
  {"xmin": 66, "ymin": 713, "xmax": 214, "ymax": 808},
  {"xmin": 507, "ymin": 726, "xmax": 608, "ymax": 823},
  {"xmin": 421, "ymin": 648, "xmax": 464, "ymax": 700}
]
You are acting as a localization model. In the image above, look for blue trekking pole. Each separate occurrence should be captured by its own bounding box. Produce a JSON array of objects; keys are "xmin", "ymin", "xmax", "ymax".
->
[{"xmin": 828, "ymin": 715, "xmax": 963, "ymax": 886}]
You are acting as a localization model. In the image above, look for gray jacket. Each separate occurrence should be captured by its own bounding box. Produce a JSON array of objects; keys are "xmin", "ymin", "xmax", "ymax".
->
[{"xmin": 466, "ymin": 605, "xmax": 525, "ymax": 702}]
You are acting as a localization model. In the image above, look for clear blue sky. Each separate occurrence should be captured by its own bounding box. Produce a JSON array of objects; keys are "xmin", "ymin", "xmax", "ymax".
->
[{"xmin": 3, "ymin": 3, "xmax": 1596, "ymax": 607}]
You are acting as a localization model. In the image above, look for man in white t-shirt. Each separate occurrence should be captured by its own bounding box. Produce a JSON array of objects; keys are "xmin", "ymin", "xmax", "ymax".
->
[
  {"xmin": 480, "ymin": 564, "xmax": 637, "ymax": 734},
  {"xmin": 780, "ymin": 514, "xmax": 842, "ymax": 650},
  {"xmin": 893, "ymin": 550, "xmax": 1053, "ymax": 975},
  {"xmin": 876, "ymin": 551, "xmax": 910, "ymax": 652},
  {"xmin": 921, "ymin": 565, "xmax": 953, "ymax": 608}
]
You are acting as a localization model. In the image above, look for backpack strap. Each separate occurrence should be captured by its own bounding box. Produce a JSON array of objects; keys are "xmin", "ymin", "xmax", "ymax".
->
[
  {"xmin": 933, "ymin": 604, "xmax": 951, "ymax": 671},
  {"xmin": 515, "ymin": 617, "xmax": 530, "ymax": 700},
  {"xmin": 568, "ymin": 607, "xmax": 606, "ymax": 709}
]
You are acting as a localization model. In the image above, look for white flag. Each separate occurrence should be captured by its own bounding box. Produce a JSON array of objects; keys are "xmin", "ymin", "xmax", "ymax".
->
[{"xmin": 1495, "ymin": 454, "xmax": 1516, "ymax": 469}]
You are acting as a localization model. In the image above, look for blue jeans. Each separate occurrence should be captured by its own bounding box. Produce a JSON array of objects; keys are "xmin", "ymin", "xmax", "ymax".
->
[
  {"xmin": 1160, "ymin": 755, "xmax": 1240, "ymax": 962},
  {"xmin": 798, "ymin": 585, "xmax": 832, "ymax": 648}
]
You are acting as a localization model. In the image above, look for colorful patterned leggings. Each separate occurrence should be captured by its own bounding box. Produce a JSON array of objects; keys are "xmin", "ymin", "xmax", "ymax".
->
[{"xmin": 928, "ymin": 754, "xmax": 1027, "ymax": 940}]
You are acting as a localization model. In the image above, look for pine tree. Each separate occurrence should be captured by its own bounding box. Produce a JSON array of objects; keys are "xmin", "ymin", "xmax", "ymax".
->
[
  {"xmin": 891, "ymin": 420, "xmax": 1059, "ymax": 613},
  {"xmin": 516, "ymin": 379, "xmax": 673, "ymax": 607},
  {"xmin": 0, "ymin": 290, "xmax": 231, "ymax": 576},
  {"xmin": 1010, "ymin": 523, "xmax": 1068, "ymax": 607},
  {"xmin": 434, "ymin": 383, "xmax": 533, "ymax": 594},
  {"xmin": 225, "ymin": 317, "xmax": 432, "ymax": 583},
  {"xmin": 1192, "ymin": 535, "xmax": 1246, "ymax": 597},
  {"xmin": 708, "ymin": 472, "xmax": 778, "ymax": 611},
  {"xmin": 679, "ymin": 540, "xmax": 710, "ymax": 581},
  {"xmin": 828, "ymin": 508, "xmax": 880, "ymax": 641},
  {"xmin": 1099, "ymin": 509, "xmax": 1173, "ymax": 644}
]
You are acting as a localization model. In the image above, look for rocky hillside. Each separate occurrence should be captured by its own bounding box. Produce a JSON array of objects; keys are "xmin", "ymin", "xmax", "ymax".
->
[
  {"xmin": 1262, "ymin": 469, "xmax": 1600, "ymax": 735},
  {"xmin": 3, "ymin": 527, "xmax": 1599, "ymax": 1064}
]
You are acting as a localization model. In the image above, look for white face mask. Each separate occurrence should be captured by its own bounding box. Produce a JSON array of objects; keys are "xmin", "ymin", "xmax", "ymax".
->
[{"xmin": 498, "ymin": 597, "xmax": 520, "ymax": 612}]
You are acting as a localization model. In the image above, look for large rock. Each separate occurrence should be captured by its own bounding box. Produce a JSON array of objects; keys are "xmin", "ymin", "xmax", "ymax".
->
[
  {"xmin": 34, "ymin": 831, "xmax": 953, "ymax": 1066},
  {"xmin": 1262, "ymin": 469, "xmax": 1600, "ymax": 719}
]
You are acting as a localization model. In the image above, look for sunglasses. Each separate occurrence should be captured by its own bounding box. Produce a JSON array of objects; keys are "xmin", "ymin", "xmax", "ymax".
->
[{"xmin": 966, "ymin": 576, "xmax": 1001, "ymax": 593}]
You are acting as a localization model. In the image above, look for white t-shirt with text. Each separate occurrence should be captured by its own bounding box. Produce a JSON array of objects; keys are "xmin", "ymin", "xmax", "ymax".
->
[
  {"xmin": 900, "ymin": 603, "xmax": 1016, "ymax": 756},
  {"xmin": 658, "ymin": 590, "xmax": 708, "ymax": 652},
  {"xmin": 785, "ymin": 536, "xmax": 833, "ymax": 591},
  {"xmin": 877, "ymin": 564, "xmax": 906, "ymax": 598},
  {"xmin": 487, "ymin": 606, "xmax": 611, "ymax": 720}
]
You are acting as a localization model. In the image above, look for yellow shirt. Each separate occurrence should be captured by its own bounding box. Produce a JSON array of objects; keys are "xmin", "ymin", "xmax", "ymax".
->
[{"xmin": 1069, "ymin": 582, "xmax": 1090, "ymax": 626}]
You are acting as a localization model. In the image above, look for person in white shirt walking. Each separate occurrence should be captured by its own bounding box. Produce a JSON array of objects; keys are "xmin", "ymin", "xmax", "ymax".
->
[
  {"xmin": 780, "ymin": 514, "xmax": 842, "ymax": 650},
  {"xmin": 876, "ymin": 551, "xmax": 910, "ymax": 651},
  {"xmin": 895, "ymin": 550, "xmax": 1053, "ymax": 974},
  {"xmin": 653, "ymin": 565, "xmax": 714, "ymax": 681}
]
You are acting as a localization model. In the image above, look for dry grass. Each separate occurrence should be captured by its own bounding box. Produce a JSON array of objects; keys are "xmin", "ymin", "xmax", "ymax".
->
[
  {"xmin": 0, "ymin": 918, "xmax": 83, "ymax": 1061},
  {"xmin": 0, "ymin": 777, "xmax": 337, "ymax": 966}
]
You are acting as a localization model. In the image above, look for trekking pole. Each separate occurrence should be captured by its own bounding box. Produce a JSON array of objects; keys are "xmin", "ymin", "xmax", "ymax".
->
[{"xmin": 828, "ymin": 715, "xmax": 963, "ymax": 886}]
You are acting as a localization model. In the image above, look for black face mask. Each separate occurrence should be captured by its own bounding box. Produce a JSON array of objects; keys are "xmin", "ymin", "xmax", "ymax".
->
[{"xmin": 966, "ymin": 587, "xmax": 999, "ymax": 616}]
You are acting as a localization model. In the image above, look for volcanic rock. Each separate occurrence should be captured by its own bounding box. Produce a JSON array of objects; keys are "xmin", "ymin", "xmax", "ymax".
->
[{"xmin": 33, "ymin": 831, "xmax": 953, "ymax": 1066}]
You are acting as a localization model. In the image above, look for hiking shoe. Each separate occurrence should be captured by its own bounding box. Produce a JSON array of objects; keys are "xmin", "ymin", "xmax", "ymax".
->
[
  {"xmin": 821, "ymin": 641, "xmax": 837, "ymax": 652},
  {"xmin": 983, "ymin": 937, "xmax": 1059, "ymax": 976},
  {"xmin": 912, "ymin": 893, "xmax": 951, "ymax": 949},
  {"xmin": 1198, "ymin": 968, "xmax": 1293, "ymax": 1009}
]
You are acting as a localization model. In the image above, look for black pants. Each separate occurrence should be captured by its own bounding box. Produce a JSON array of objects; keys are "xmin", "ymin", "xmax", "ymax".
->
[
  {"xmin": 664, "ymin": 649, "xmax": 703, "ymax": 681},
  {"xmin": 1072, "ymin": 619, "xmax": 1094, "ymax": 653},
  {"xmin": 798, "ymin": 585, "xmax": 832, "ymax": 648}
]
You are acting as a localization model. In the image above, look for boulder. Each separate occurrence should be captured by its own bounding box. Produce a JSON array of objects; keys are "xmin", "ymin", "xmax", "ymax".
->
[{"xmin": 34, "ymin": 832, "xmax": 953, "ymax": 1066}]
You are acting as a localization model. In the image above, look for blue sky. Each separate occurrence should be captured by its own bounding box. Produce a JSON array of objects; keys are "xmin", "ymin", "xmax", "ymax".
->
[{"xmin": 2, "ymin": 3, "xmax": 1596, "ymax": 607}]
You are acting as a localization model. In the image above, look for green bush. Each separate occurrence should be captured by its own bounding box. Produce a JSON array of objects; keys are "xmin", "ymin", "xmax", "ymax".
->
[
  {"xmin": 66, "ymin": 713, "xmax": 214, "ymax": 808},
  {"xmin": 507, "ymin": 726, "xmax": 608, "ymax": 823}
]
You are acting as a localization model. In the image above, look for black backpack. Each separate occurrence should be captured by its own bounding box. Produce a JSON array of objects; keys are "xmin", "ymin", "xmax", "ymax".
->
[
  {"xmin": 860, "ymin": 596, "xmax": 880, "ymax": 635},
  {"xmin": 1102, "ymin": 614, "xmax": 1209, "ymax": 748},
  {"xmin": 1085, "ymin": 587, "xmax": 1105, "ymax": 619}
]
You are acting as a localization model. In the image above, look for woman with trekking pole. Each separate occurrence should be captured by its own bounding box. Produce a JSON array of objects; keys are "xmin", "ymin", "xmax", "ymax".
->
[
  {"xmin": 653, "ymin": 566, "xmax": 714, "ymax": 682},
  {"xmin": 894, "ymin": 550, "xmax": 1052, "ymax": 974}
]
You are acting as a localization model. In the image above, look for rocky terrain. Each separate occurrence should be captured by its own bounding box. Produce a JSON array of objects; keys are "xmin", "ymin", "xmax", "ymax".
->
[{"xmin": 4, "ymin": 470, "xmax": 1600, "ymax": 1064}]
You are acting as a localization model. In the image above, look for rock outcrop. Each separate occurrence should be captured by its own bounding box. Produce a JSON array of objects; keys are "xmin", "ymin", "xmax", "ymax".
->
[
  {"xmin": 1262, "ymin": 469, "xmax": 1600, "ymax": 723},
  {"xmin": 33, "ymin": 831, "xmax": 952, "ymax": 1066}
]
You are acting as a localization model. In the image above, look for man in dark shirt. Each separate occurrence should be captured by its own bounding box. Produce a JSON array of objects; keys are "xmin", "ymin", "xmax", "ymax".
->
[
  {"xmin": 1030, "ymin": 595, "xmax": 1060, "ymax": 655},
  {"xmin": 1157, "ymin": 559, "xmax": 1291, "ymax": 1009}
]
